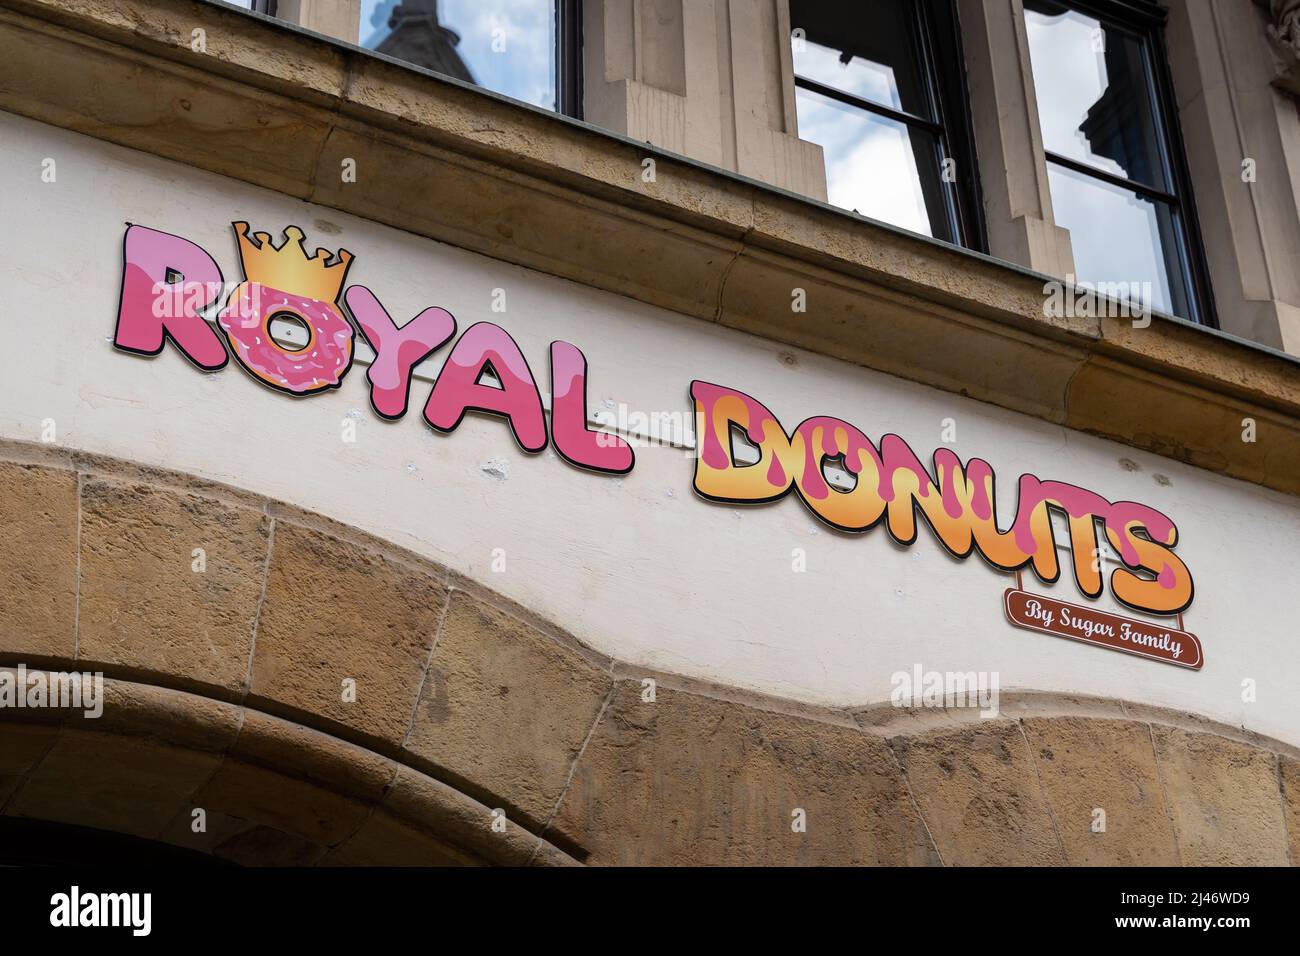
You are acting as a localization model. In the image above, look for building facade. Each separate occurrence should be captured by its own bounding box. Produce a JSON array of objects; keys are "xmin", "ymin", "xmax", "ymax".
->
[{"xmin": 0, "ymin": 0, "xmax": 1298, "ymax": 865}]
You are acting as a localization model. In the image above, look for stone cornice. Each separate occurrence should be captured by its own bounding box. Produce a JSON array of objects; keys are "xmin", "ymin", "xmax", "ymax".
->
[{"xmin": 2, "ymin": 0, "xmax": 1299, "ymax": 495}]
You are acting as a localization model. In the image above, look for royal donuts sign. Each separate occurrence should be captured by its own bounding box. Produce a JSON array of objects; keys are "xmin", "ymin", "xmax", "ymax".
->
[
  {"xmin": 116, "ymin": 222, "xmax": 631, "ymax": 473},
  {"xmin": 112, "ymin": 221, "xmax": 1201, "ymax": 667}
]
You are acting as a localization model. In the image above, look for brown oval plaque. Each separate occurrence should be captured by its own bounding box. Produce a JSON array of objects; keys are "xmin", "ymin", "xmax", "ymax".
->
[{"xmin": 1004, "ymin": 589, "xmax": 1203, "ymax": 670}]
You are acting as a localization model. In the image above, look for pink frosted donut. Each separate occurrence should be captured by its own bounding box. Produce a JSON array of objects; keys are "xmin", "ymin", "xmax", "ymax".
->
[{"xmin": 217, "ymin": 281, "xmax": 354, "ymax": 394}]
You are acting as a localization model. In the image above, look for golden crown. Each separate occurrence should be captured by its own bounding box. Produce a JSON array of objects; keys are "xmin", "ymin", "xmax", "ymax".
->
[{"xmin": 233, "ymin": 221, "xmax": 353, "ymax": 303}]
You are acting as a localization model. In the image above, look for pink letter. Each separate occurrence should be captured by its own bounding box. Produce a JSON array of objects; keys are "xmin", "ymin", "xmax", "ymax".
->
[
  {"xmin": 549, "ymin": 340, "xmax": 634, "ymax": 474},
  {"xmin": 114, "ymin": 224, "xmax": 228, "ymax": 370},
  {"xmin": 345, "ymin": 286, "xmax": 456, "ymax": 419},
  {"xmin": 423, "ymin": 322, "xmax": 547, "ymax": 452}
]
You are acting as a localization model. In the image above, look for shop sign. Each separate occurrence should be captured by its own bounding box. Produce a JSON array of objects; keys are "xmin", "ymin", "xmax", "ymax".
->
[
  {"xmin": 110, "ymin": 221, "xmax": 1201, "ymax": 646},
  {"xmin": 1004, "ymin": 589, "xmax": 1203, "ymax": 669}
]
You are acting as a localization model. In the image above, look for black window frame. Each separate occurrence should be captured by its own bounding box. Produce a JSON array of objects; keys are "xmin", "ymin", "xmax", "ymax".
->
[
  {"xmin": 251, "ymin": 0, "xmax": 583, "ymax": 119},
  {"xmin": 1024, "ymin": 0, "xmax": 1217, "ymax": 327},
  {"xmin": 790, "ymin": 0, "xmax": 987, "ymax": 252},
  {"xmin": 556, "ymin": 0, "xmax": 583, "ymax": 119}
]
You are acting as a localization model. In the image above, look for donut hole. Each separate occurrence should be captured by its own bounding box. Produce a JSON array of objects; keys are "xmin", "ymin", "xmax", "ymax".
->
[{"xmin": 268, "ymin": 312, "xmax": 312, "ymax": 352}]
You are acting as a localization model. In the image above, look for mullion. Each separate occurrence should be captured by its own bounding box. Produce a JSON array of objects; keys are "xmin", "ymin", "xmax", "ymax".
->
[
  {"xmin": 1163, "ymin": 206, "xmax": 1196, "ymax": 322},
  {"xmin": 936, "ymin": 137, "xmax": 963, "ymax": 247},
  {"xmin": 1133, "ymin": 24, "xmax": 1184, "ymax": 227},
  {"xmin": 908, "ymin": 123, "xmax": 961, "ymax": 244},
  {"xmin": 1145, "ymin": 15, "xmax": 1215, "ymax": 327},
  {"xmin": 793, "ymin": 75, "xmax": 942, "ymax": 136},
  {"xmin": 556, "ymin": 0, "xmax": 582, "ymax": 118},
  {"xmin": 907, "ymin": 0, "xmax": 942, "ymax": 126},
  {"xmin": 1044, "ymin": 150, "xmax": 1178, "ymax": 205},
  {"xmin": 915, "ymin": 0, "xmax": 966, "ymax": 246}
]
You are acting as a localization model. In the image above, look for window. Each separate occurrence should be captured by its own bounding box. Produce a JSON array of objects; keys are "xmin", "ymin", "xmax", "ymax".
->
[
  {"xmin": 359, "ymin": 0, "xmax": 580, "ymax": 114},
  {"xmin": 1023, "ymin": 0, "xmax": 1214, "ymax": 324},
  {"xmin": 238, "ymin": 1, "xmax": 581, "ymax": 116},
  {"xmin": 789, "ymin": 0, "xmax": 984, "ymax": 248}
]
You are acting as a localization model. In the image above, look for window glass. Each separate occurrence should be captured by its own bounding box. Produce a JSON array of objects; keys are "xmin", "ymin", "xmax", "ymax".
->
[
  {"xmin": 791, "ymin": 0, "xmax": 932, "ymax": 119},
  {"xmin": 1046, "ymin": 164, "xmax": 1177, "ymax": 316},
  {"xmin": 1023, "ymin": 3, "xmax": 1168, "ymax": 191},
  {"xmin": 795, "ymin": 86, "xmax": 946, "ymax": 240},
  {"xmin": 360, "ymin": 0, "xmax": 557, "ymax": 111}
]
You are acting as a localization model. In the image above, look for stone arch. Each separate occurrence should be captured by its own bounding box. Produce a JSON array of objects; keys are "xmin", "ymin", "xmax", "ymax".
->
[
  {"xmin": 0, "ymin": 440, "xmax": 1296, "ymax": 865},
  {"xmin": 0, "ymin": 678, "xmax": 574, "ymax": 865}
]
